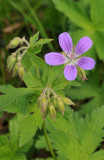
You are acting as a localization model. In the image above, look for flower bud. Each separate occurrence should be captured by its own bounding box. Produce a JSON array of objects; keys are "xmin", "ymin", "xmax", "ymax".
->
[
  {"xmin": 18, "ymin": 66, "xmax": 24, "ymax": 79},
  {"xmin": 58, "ymin": 98, "xmax": 64, "ymax": 115},
  {"xmin": 62, "ymin": 97, "xmax": 75, "ymax": 106},
  {"xmin": 40, "ymin": 97, "xmax": 47, "ymax": 116},
  {"xmin": 7, "ymin": 55, "xmax": 16, "ymax": 72},
  {"xmin": 77, "ymin": 67, "xmax": 87, "ymax": 81},
  {"xmin": 53, "ymin": 99, "xmax": 58, "ymax": 111},
  {"xmin": 12, "ymin": 63, "xmax": 19, "ymax": 76},
  {"xmin": 49, "ymin": 104, "xmax": 56, "ymax": 119},
  {"xmin": 7, "ymin": 37, "xmax": 22, "ymax": 49}
]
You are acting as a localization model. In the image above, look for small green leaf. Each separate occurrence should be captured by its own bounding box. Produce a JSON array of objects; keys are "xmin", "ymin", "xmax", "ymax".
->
[
  {"xmin": 28, "ymin": 46, "xmax": 42, "ymax": 55},
  {"xmin": 29, "ymin": 31, "xmax": 39, "ymax": 46},
  {"xmin": 35, "ymin": 38, "xmax": 53, "ymax": 46}
]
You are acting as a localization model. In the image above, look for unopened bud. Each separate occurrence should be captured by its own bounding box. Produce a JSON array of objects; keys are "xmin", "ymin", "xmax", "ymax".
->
[
  {"xmin": 49, "ymin": 104, "xmax": 56, "ymax": 119},
  {"xmin": 40, "ymin": 97, "xmax": 47, "ymax": 116},
  {"xmin": 58, "ymin": 98, "xmax": 64, "ymax": 115},
  {"xmin": 77, "ymin": 67, "xmax": 87, "ymax": 81},
  {"xmin": 7, "ymin": 55, "xmax": 16, "ymax": 72},
  {"xmin": 7, "ymin": 37, "xmax": 22, "ymax": 49},
  {"xmin": 12, "ymin": 63, "xmax": 19, "ymax": 76},
  {"xmin": 53, "ymin": 99, "xmax": 58, "ymax": 111},
  {"xmin": 18, "ymin": 66, "xmax": 24, "ymax": 79},
  {"xmin": 62, "ymin": 97, "xmax": 75, "ymax": 106}
]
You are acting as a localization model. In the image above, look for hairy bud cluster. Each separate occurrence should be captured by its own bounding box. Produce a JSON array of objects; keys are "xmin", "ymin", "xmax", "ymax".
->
[
  {"xmin": 7, "ymin": 37, "xmax": 23, "ymax": 49},
  {"xmin": 7, "ymin": 55, "xmax": 24, "ymax": 79},
  {"xmin": 7, "ymin": 36, "xmax": 29, "ymax": 79},
  {"xmin": 38, "ymin": 88, "xmax": 75, "ymax": 119}
]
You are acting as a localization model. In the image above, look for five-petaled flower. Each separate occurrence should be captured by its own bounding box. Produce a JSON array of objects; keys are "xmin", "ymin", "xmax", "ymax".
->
[{"xmin": 45, "ymin": 32, "xmax": 96, "ymax": 81}]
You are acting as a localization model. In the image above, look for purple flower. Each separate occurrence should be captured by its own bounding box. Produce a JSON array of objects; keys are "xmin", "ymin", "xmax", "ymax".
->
[{"xmin": 45, "ymin": 32, "xmax": 96, "ymax": 81}]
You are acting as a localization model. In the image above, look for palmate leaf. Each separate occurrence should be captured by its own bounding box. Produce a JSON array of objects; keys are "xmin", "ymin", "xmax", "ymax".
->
[
  {"xmin": 9, "ymin": 117, "xmax": 19, "ymax": 152},
  {"xmin": 0, "ymin": 117, "xmax": 32, "ymax": 160},
  {"xmin": 23, "ymin": 71, "xmax": 45, "ymax": 88},
  {"xmin": 47, "ymin": 106, "xmax": 104, "ymax": 160},
  {"xmin": 22, "ymin": 47, "xmax": 45, "ymax": 70},
  {"xmin": 52, "ymin": 0, "xmax": 104, "ymax": 60},
  {"xmin": 93, "ymin": 31, "xmax": 104, "ymax": 60},
  {"xmin": 52, "ymin": 0, "xmax": 91, "ymax": 29},
  {"xmin": 0, "ymin": 146, "xmax": 26, "ymax": 160},
  {"xmin": 64, "ymin": 69, "xmax": 104, "ymax": 115},
  {"xmin": 47, "ymin": 108, "xmax": 76, "ymax": 135},
  {"xmin": 27, "ymin": 51, "xmax": 46, "ymax": 70},
  {"xmin": 0, "ymin": 96, "xmax": 29, "ymax": 114},
  {"xmin": 0, "ymin": 85, "xmax": 36, "ymax": 113},
  {"xmin": 42, "ymin": 64, "xmax": 80, "ymax": 91},
  {"xmin": 18, "ymin": 105, "xmax": 43, "ymax": 146},
  {"xmin": 22, "ymin": 32, "xmax": 53, "ymax": 70},
  {"xmin": 90, "ymin": 0, "xmax": 104, "ymax": 29},
  {"xmin": 28, "ymin": 46, "xmax": 42, "ymax": 55}
]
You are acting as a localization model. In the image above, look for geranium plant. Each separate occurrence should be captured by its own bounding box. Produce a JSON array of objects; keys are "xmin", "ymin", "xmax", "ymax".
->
[{"xmin": 1, "ymin": 32, "xmax": 104, "ymax": 160}]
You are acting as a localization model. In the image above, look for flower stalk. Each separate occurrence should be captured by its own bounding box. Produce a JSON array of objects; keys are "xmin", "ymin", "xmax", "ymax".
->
[{"xmin": 42, "ymin": 121, "xmax": 57, "ymax": 160}]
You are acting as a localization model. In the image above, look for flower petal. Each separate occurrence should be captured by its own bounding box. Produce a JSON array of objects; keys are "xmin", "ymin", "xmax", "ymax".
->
[
  {"xmin": 64, "ymin": 64, "xmax": 77, "ymax": 81},
  {"xmin": 75, "ymin": 37, "xmax": 93, "ymax": 56},
  {"xmin": 76, "ymin": 57, "xmax": 96, "ymax": 70},
  {"xmin": 45, "ymin": 52, "xmax": 67, "ymax": 66},
  {"xmin": 59, "ymin": 32, "xmax": 73, "ymax": 54}
]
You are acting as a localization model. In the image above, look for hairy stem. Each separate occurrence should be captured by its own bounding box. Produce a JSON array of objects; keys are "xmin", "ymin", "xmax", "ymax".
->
[
  {"xmin": 13, "ymin": 46, "xmax": 27, "ymax": 56},
  {"xmin": 42, "ymin": 121, "xmax": 57, "ymax": 160},
  {"xmin": 22, "ymin": 37, "xmax": 30, "ymax": 46}
]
